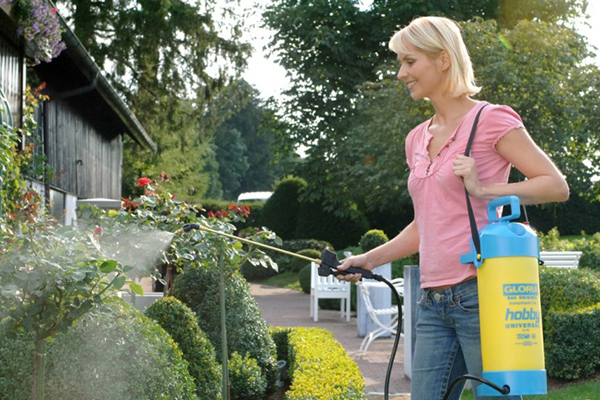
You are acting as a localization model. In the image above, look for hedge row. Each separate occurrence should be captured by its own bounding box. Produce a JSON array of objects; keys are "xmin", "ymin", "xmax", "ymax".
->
[
  {"xmin": 540, "ymin": 267, "xmax": 600, "ymax": 380},
  {"xmin": 271, "ymin": 327, "xmax": 366, "ymax": 400}
]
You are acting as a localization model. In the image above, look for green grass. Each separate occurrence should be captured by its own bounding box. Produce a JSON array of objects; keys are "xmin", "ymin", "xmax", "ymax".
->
[
  {"xmin": 459, "ymin": 377, "xmax": 600, "ymax": 399},
  {"xmin": 256, "ymin": 271, "xmax": 301, "ymax": 291}
]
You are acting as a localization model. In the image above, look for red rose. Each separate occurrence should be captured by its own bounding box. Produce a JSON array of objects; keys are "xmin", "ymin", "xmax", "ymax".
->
[
  {"xmin": 207, "ymin": 211, "xmax": 215, "ymax": 218},
  {"xmin": 137, "ymin": 177, "xmax": 151, "ymax": 187},
  {"xmin": 93, "ymin": 226, "xmax": 103, "ymax": 237}
]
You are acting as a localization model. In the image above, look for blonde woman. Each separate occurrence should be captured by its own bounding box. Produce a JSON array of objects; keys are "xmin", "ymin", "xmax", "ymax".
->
[{"xmin": 337, "ymin": 16, "xmax": 568, "ymax": 400}]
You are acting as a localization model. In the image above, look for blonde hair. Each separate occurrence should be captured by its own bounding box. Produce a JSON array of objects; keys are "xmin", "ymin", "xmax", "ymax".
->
[{"xmin": 388, "ymin": 16, "xmax": 481, "ymax": 97}]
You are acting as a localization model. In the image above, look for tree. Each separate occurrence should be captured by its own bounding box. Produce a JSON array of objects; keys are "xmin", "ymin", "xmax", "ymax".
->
[
  {"xmin": 262, "ymin": 0, "xmax": 589, "ymax": 212},
  {"xmin": 61, "ymin": 0, "xmax": 252, "ymax": 198},
  {"xmin": 325, "ymin": 18, "xmax": 600, "ymax": 231}
]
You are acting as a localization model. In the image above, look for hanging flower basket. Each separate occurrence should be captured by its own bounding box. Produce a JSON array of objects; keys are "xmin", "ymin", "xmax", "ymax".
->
[{"xmin": 0, "ymin": 0, "xmax": 66, "ymax": 64}]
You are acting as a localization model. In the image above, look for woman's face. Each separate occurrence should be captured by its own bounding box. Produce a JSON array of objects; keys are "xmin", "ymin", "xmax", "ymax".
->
[{"xmin": 397, "ymin": 42, "xmax": 447, "ymax": 100}]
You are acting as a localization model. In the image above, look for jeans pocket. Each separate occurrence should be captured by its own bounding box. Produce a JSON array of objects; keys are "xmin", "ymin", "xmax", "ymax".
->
[
  {"xmin": 455, "ymin": 288, "xmax": 479, "ymax": 313},
  {"xmin": 417, "ymin": 290, "xmax": 429, "ymax": 307}
]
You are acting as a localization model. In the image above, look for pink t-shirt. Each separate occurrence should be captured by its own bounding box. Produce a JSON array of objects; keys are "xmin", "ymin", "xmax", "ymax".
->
[{"xmin": 406, "ymin": 101, "xmax": 524, "ymax": 288}]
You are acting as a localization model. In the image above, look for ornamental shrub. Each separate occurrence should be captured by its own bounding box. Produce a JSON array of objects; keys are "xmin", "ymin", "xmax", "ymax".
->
[
  {"xmin": 240, "ymin": 259, "xmax": 279, "ymax": 281},
  {"xmin": 284, "ymin": 327, "xmax": 366, "ymax": 400},
  {"xmin": 299, "ymin": 264, "xmax": 312, "ymax": 294},
  {"xmin": 145, "ymin": 297, "xmax": 221, "ymax": 400},
  {"xmin": 0, "ymin": 299, "xmax": 198, "ymax": 400},
  {"xmin": 173, "ymin": 267, "xmax": 278, "ymax": 394},
  {"xmin": 359, "ymin": 229, "xmax": 389, "ymax": 252},
  {"xmin": 539, "ymin": 267, "xmax": 600, "ymax": 313},
  {"xmin": 295, "ymin": 199, "xmax": 369, "ymax": 249},
  {"xmin": 544, "ymin": 304, "xmax": 600, "ymax": 380},
  {"xmin": 229, "ymin": 351, "xmax": 267, "ymax": 400},
  {"xmin": 271, "ymin": 239, "xmax": 334, "ymax": 272},
  {"xmin": 261, "ymin": 176, "xmax": 307, "ymax": 240},
  {"xmin": 290, "ymin": 249, "xmax": 321, "ymax": 272}
]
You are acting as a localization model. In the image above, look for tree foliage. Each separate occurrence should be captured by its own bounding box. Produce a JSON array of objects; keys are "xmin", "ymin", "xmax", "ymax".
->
[
  {"xmin": 61, "ymin": 0, "xmax": 253, "ymax": 199},
  {"xmin": 262, "ymin": 0, "xmax": 590, "ymax": 215}
]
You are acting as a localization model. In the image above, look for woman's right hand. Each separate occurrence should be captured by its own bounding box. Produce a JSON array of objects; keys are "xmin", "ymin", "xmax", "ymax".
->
[{"xmin": 335, "ymin": 254, "xmax": 373, "ymax": 283}]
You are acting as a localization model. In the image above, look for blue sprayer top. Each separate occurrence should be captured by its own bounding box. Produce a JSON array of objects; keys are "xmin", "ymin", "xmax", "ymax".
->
[{"xmin": 460, "ymin": 196, "xmax": 540, "ymax": 268}]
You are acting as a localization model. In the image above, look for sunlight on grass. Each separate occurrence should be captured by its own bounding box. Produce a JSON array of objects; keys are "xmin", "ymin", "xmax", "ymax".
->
[
  {"xmin": 459, "ymin": 378, "xmax": 600, "ymax": 399},
  {"xmin": 257, "ymin": 271, "xmax": 302, "ymax": 291}
]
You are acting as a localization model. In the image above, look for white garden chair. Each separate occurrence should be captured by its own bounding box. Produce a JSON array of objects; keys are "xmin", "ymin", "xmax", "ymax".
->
[
  {"xmin": 357, "ymin": 277, "xmax": 404, "ymax": 353},
  {"xmin": 310, "ymin": 262, "xmax": 351, "ymax": 322}
]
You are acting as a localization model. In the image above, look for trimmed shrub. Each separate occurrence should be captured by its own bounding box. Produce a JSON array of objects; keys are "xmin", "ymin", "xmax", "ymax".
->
[
  {"xmin": 299, "ymin": 264, "xmax": 312, "ymax": 294},
  {"xmin": 544, "ymin": 304, "xmax": 600, "ymax": 380},
  {"xmin": 260, "ymin": 177, "xmax": 307, "ymax": 240},
  {"xmin": 290, "ymin": 249, "xmax": 321, "ymax": 272},
  {"xmin": 173, "ymin": 267, "xmax": 277, "ymax": 393},
  {"xmin": 229, "ymin": 351, "xmax": 267, "ymax": 400},
  {"xmin": 295, "ymin": 199, "xmax": 370, "ymax": 249},
  {"xmin": 284, "ymin": 327, "xmax": 366, "ymax": 400},
  {"xmin": 240, "ymin": 260, "xmax": 279, "ymax": 281},
  {"xmin": 145, "ymin": 297, "xmax": 221, "ymax": 400},
  {"xmin": 268, "ymin": 239, "xmax": 334, "ymax": 273},
  {"xmin": 539, "ymin": 267, "xmax": 600, "ymax": 313},
  {"xmin": 269, "ymin": 327, "xmax": 291, "ymax": 363},
  {"xmin": 359, "ymin": 229, "xmax": 389, "ymax": 252},
  {"xmin": 0, "ymin": 299, "xmax": 198, "ymax": 400}
]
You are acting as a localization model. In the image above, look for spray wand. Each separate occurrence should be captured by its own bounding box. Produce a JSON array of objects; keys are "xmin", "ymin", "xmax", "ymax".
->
[{"xmin": 181, "ymin": 223, "xmax": 402, "ymax": 400}]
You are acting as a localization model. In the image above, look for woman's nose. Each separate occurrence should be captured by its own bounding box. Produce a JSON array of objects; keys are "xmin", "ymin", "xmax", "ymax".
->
[{"xmin": 397, "ymin": 65, "xmax": 407, "ymax": 81}]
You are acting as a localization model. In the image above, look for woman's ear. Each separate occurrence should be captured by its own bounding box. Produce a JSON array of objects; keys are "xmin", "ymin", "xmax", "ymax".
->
[{"xmin": 439, "ymin": 50, "xmax": 451, "ymax": 71}]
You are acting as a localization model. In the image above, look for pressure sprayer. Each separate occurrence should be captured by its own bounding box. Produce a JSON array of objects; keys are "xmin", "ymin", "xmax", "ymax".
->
[
  {"xmin": 181, "ymin": 223, "xmax": 403, "ymax": 400},
  {"xmin": 456, "ymin": 195, "xmax": 547, "ymax": 398}
]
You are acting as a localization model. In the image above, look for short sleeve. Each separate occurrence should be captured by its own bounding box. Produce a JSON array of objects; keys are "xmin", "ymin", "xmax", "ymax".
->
[{"xmin": 479, "ymin": 105, "xmax": 524, "ymax": 152}]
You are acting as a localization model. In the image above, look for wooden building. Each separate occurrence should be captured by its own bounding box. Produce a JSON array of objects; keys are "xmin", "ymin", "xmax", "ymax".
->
[{"xmin": 1, "ymin": 4, "xmax": 155, "ymax": 224}]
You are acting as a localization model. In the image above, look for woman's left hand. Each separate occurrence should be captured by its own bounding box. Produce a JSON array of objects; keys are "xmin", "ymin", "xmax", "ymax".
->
[{"xmin": 453, "ymin": 155, "xmax": 483, "ymax": 197}]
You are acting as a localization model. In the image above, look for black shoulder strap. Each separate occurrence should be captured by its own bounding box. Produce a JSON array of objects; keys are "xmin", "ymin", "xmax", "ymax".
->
[{"xmin": 464, "ymin": 104, "xmax": 488, "ymax": 263}]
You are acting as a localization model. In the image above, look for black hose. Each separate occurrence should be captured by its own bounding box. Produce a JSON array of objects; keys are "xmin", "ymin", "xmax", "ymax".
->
[
  {"xmin": 442, "ymin": 374, "xmax": 510, "ymax": 400},
  {"xmin": 371, "ymin": 275, "xmax": 403, "ymax": 400}
]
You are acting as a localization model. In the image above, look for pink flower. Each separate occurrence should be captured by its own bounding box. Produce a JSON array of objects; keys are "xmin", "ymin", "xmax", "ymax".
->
[{"xmin": 93, "ymin": 226, "xmax": 103, "ymax": 237}]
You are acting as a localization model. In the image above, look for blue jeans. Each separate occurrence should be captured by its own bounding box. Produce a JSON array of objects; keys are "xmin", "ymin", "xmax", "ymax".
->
[{"xmin": 410, "ymin": 278, "xmax": 522, "ymax": 400}]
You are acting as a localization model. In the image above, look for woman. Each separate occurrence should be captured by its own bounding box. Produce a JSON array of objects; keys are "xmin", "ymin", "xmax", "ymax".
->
[{"xmin": 336, "ymin": 16, "xmax": 569, "ymax": 400}]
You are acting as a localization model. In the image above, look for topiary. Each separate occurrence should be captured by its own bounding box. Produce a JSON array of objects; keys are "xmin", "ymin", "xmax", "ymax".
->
[
  {"xmin": 260, "ymin": 176, "xmax": 307, "ymax": 240},
  {"xmin": 359, "ymin": 229, "xmax": 389, "ymax": 252},
  {"xmin": 295, "ymin": 199, "xmax": 369, "ymax": 249},
  {"xmin": 299, "ymin": 264, "xmax": 312, "ymax": 294},
  {"xmin": 145, "ymin": 297, "xmax": 221, "ymax": 400},
  {"xmin": 0, "ymin": 299, "xmax": 198, "ymax": 400},
  {"xmin": 173, "ymin": 267, "xmax": 278, "ymax": 394},
  {"xmin": 290, "ymin": 249, "xmax": 321, "ymax": 272},
  {"xmin": 229, "ymin": 351, "xmax": 267, "ymax": 400}
]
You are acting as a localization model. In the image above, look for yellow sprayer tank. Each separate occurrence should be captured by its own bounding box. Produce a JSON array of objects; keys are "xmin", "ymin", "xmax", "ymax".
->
[{"xmin": 461, "ymin": 196, "xmax": 547, "ymax": 396}]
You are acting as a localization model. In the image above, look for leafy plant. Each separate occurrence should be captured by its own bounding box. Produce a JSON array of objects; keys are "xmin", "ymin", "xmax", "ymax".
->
[
  {"xmin": 229, "ymin": 351, "xmax": 267, "ymax": 400},
  {"xmin": 145, "ymin": 297, "xmax": 221, "ymax": 400},
  {"xmin": 359, "ymin": 229, "xmax": 389, "ymax": 252}
]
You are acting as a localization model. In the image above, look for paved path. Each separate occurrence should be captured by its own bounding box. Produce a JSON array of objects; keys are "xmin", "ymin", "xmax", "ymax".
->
[{"xmin": 249, "ymin": 283, "xmax": 411, "ymax": 399}]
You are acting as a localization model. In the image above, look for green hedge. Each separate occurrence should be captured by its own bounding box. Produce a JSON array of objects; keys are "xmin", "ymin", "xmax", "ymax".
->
[
  {"xmin": 271, "ymin": 327, "xmax": 366, "ymax": 400},
  {"xmin": 539, "ymin": 267, "xmax": 600, "ymax": 380},
  {"xmin": 173, "ymin": 267, "xmax": 277, "ymax": 395},
  {"xmin": 260, "ymin": 177, "xmax": 307, "ymax": 240},
  {"xmin": 0, "ymin": 299, "xmax": 198, "ymax": 400},
  {"xmin": 267, "ymin": 238, "xmax": 334, "ymax": 273},
  {"xmin": 145, "ymin": 297, "xmax": 221, "ymax": 400},
  {"xmin": 359, "ymin": 229, "xmax": 389, "ymax": 252},
  {"xmin": 299, "ymin": 264, "xmax": 312, "ymax": 294},
  {"xmin": 538, "ymin": 228, "xmax": 600, "ymax": 271},
  {"xmin": 229, "ymin": 351, "xmax": 268, "ymax": 400},
  {"xmin": 290, "ymin": 249, "xmax": 321, "ymax": 272}
]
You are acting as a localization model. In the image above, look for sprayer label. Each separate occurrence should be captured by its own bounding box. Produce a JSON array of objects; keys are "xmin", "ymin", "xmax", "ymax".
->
[{"xmin": 503, "ymin": 283, "xmax": 538, "ymax": 299}]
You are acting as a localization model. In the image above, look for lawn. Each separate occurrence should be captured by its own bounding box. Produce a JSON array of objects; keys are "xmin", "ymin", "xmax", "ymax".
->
[{"xmin": 257, "ymin": 271, "xmax": 302, "ymax": 291}]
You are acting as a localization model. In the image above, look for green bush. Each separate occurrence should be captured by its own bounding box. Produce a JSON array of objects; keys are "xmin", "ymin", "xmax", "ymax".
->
[
  {"xmin": 575, "ymin": 233, "xmax": 600, "ymax": 271},
  {"xmin": 360, "ymin": 229, "xmax": 389, "ymax": 252},
  {"xmin": 391, "ymin": 253, "xmax": 419, "ymax": 279},
  {"xmin": 284, "ymin": 327, "xmax": 366, "ymax": 400},
  {"xmin": 539, "ymin": 267, "xmax": 600, "ymax": 313},
  {"xmin": 295, "ymin": 199, "xmax": 370, "ymax": 249},
  {"xmin": 544, "ymin": 304, "xmax": 600, "ymax": 380},
  {"xmin": 0, "ymin": 299, "xmax": 198, "ymax": 400},
  {"xmin": 260, "ymin": 176, "xmax": 307, "ymax": 240},
  {"xmin": 145, "ymin": 297, "xmax": 221, "ymax": 400},
  {"xmin": 0, "ymin": 323, "xmax": 34, "ymax": 400},
  {"xmin": 290, "ymin": 249, "xmax": 321, "ymax": 272},
  {"xmin": 229, "ymin": 351, "xmax": 268, "ymax": 400},
  {"xmin": 268, "ymin": 239, "xmax": 334, "ymax": 273},
  {"xmin": 299, "ymin": 264, "xmax": 312, "ymax": 294},
  {"xmin": 240, "ymin": 260, "xmax": 279, "ymax": 281},
  {"xmin": 269, "ymin": 327, "xmax": 291, "ymax": 362},
  {"xmin": 173, "ymin": 267, "xmax": 277, "ymax": 394}
]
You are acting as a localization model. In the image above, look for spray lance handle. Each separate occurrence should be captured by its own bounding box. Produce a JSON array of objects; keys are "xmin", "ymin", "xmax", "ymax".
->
[{"xmin": 319, "ymin": 249, "xmax": 381, "ymax": 281}]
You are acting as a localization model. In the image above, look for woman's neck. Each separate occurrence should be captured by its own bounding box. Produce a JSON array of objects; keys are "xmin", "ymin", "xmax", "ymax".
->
[{"xmin": 429, "ymin": 95, "xmax": 479, "ymax": 126}]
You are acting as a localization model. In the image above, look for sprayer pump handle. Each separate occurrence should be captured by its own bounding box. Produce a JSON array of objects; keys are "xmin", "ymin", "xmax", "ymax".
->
[{"xmin": 319, "ymin": 249, "xmax": 377, "ymax": 280}]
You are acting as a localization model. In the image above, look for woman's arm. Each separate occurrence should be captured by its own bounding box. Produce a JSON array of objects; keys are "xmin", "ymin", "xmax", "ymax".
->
[
  {"xmin": 453, "ymin": 127, "xmax": 569, "ymax": 205},
  {"xmin": 336, "ymin": 220, "xmax": 419, "ymax": 281}
]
